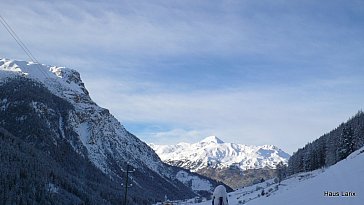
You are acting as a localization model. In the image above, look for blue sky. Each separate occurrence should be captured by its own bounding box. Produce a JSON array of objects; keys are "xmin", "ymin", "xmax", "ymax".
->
[{"xmin": 1, "ymin": 0, "xmax": 364, "ymax": 153}]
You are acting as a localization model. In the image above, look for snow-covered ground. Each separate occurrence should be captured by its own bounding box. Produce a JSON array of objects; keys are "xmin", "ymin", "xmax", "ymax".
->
[{"xmin": 181, "ymin": 145, "xmax": 364, "ymax": 205}]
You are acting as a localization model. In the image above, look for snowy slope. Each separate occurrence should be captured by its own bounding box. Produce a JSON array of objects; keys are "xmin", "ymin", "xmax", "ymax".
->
[
  {"xmin": 189, "ymin": 145, "xmax": 364, "ymax": 205},
  {"xmin": 150, "ymin": 136, "xmax": 290, "ymax": 171},
  {"xmin": 176, "ymin": 170, "xmax": 213, "ymax": 191}
]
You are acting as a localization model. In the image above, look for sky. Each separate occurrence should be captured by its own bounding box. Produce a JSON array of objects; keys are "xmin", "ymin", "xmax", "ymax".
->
[{"xmin": 1, "ymin": 0, "xmax": 364, "ymax": 154}]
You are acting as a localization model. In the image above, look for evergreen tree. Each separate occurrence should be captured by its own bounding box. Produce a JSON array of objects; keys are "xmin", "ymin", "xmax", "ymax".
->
[
  {"xmin": 337, "ymin": 125, "xmax": 355, "ymax": 160},
  {"xmin": 276, "ymin": 162, "xmax": 287, "ymax": 184}
]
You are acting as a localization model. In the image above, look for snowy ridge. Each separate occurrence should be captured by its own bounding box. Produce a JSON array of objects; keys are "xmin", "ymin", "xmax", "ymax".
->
[
  {"xmin": 150, "ymin": 136, "xmax": 290, "ymax": 171},
  {"xmin": 0, "ymin": 58, "xmax": 163, "ymax": 174}
]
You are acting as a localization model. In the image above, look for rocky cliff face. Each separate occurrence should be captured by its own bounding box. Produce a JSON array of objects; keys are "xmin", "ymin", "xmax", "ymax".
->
[{"xmin": 0, "ymin": 58, "xmax": 222, "ymax": 204}]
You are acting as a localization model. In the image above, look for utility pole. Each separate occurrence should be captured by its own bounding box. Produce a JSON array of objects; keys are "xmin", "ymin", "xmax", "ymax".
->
[{"xmin": 122, "ymin": 164, "xmax": 135, "ymax": 205}]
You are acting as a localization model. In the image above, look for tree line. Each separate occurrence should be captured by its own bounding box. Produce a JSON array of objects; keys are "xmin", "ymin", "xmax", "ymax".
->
[{"xmin": 277, "ymin": 111, "xmax": 364, "ymax": 178}]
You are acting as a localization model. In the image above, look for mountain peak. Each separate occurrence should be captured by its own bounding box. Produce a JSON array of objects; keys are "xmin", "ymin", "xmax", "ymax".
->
[{"xmin": 200, "ymin": 136, "xmax": 224, "ymax": 144}]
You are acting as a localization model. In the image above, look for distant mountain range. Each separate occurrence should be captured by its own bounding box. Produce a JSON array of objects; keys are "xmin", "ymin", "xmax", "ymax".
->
[{"xmin": 150, "ymin": 136, "xmax": 290, "ymax": 189}]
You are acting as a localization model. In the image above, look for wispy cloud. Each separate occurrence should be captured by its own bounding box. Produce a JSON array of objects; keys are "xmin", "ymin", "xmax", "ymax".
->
[
  {"xmin": 86, "ymin": 75, "xmax": 364, "ymax": 153},
  {"xmin": 4, "ymin": 0, "xmax": 362, "ymax": 63},
  {"xmin": 1, "ymin": 0, "xmax": 364, "ymax": 153}
]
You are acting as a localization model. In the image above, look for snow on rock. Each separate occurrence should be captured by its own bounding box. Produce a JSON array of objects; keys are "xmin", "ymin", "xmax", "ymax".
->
[
  {"xmin": 0, "ymin": 58, "xmax": 164, "ymax": 175},
  {"xmin": 150, "ymin": 136, "xmax": 290, "ymax": 171},
  {"xmin": 200, "ymin": 136, "xmax": 224, "ymax": 144},
  {"xmin": 46, "ymin": 183, "xmax": 59, "ymax": 194},
  {"xmin": 176, "ymin": 170, "xmax": 213, "ymax": 191}
]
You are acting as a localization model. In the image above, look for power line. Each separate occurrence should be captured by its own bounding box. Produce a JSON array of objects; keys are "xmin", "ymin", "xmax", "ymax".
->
[
  {"xmin": 0, "ymin": 14, "xmax": 51, "ymax": 79},
  {"xmin": 0, "ymin": 15, "xmax": 39, "ymax": 63},
  {"xmin": 0, "ymin": 15, "xmax": 32, "ymax": 60},
  {"xmin": 122, "ymin": 164, "xmax": 135, "ymax": 205}
]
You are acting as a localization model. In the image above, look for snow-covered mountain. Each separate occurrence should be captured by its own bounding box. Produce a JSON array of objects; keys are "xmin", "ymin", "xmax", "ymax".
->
[
  {"xmin": 0, "ymin": 58, "xmax": 223, "ymax": 204},
  {"xmin": 0, "ymin": 58, "xmax": 160, "ymax": 175},
  {"xmin": 186, "ymin": 145, "xmax": 364, "ymax": 205},
  {"xmin": 150, "ymin": 136, "xmax": 290, "ymax": 171},
  {"xmin": 150, "ymin": 136, "xmax": 290, "ymax": 189}
]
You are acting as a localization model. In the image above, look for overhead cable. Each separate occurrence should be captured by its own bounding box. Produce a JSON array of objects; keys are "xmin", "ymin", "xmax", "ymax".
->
[{"xmin": 0, "ymin": 14, "xmax": 51, "ymax": 79}]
